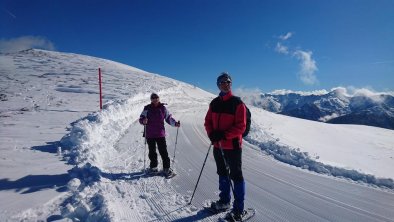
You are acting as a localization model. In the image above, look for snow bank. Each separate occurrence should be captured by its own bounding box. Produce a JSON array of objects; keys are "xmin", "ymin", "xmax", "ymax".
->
[
  {"xmin": 245, "ymin": 123, "xmax": 394, "ymax": 189},
  {"xmin": 61, "ymin": 180, "xmax": 111, "ymax": 222},
  {"xmin": 57, "ymin": 93, "xmax": 149, "ymax": 221},
  {"xmin": 60, "ymin": 93, "xmax": 147, "ymax": 168},
  {"xmin": 57, "ymin": 86, "xmax": 191, "ymax": 221}
]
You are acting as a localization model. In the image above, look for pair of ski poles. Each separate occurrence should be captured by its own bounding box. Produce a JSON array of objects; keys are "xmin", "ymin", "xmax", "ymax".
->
[{"xmin": 143, "ymin": 121, "xmax": 180, "ymax": 172}]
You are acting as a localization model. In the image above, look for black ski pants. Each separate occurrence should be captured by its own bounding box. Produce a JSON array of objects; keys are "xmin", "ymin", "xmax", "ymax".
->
[
  {"xmin": 213, "ymin": 148, "xmax": 244, "ymax": 182},
  {"xmin": 147, "ymin": 137, "xmax": 170, "ymax": 169}
]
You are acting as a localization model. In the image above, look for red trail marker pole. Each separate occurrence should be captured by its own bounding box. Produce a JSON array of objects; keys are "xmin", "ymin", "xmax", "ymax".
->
[{"xmin": 99, "ymin": 68, "xmax": 102, "ymax": 110}]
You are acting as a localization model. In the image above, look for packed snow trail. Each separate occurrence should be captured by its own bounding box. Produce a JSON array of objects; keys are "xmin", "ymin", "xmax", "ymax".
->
[
  {"xmin": 168, "ymin": 106, "xmax": 394, "ymax": 222},
  {"xmin": 59, "ymin": 98, "xmax": 394, "ymax": 221}
]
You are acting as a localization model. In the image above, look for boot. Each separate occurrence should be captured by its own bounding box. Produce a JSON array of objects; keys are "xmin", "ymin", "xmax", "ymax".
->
[
  {"xmin": 210, "ymin": 199, "xmax": 230, "ymax": 212},
  {"xmin": 224, "ymin": 209, "xmax": 248, "ymax": 221},
  {"xmin": 146, "ymin": 167, "xmax": 158, "ymax": 174},
  {"xmin": 163, "ymin": 168, "xmax": 175, "ymax": 178}
]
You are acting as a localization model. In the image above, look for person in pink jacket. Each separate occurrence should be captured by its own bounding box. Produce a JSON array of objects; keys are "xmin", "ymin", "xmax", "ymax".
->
[{"xmin": 139, "ymin": 93, "xmax": 180, "ymax": 177}]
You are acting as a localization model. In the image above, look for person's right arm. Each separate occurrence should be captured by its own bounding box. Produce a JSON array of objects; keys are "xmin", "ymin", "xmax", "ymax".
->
[{"xmin": 139, "ymin": 106, "xmax": 148, "ymax": 125}]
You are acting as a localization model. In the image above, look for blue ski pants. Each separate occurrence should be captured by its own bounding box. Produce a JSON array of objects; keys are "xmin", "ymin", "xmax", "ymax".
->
[{"xmin": 213, "ymin": 148, "xmax": 245, "ymax": 213}]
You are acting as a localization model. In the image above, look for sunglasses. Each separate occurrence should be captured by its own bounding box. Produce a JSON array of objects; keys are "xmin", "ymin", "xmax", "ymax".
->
[
  {"xmin": 151, "ymin": 96, "xmax": 159, "ymax": 100},
  {"xmin": 220, "ymin": 80, "xmax": 232, "ymax": 85}
]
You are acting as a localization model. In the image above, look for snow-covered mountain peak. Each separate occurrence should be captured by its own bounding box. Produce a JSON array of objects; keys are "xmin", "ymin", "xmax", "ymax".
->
[{"xmin": 242, "ymin": 87, "xmax": 394, "ymax": 130}]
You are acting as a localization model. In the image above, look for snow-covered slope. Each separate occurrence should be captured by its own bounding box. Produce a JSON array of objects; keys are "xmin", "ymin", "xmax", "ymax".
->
[
  {"xmin": 248, "ymin": 107, "xmax": 394, "ymax": 181},
  {"xmin": 1, "ymin": 49, "xmax": 394, "ymax": 221}
]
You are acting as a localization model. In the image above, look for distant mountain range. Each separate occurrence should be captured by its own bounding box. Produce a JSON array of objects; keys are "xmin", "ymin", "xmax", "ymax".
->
[{"xmin": 243, "ymin": 88, "xmax": 394, "ymax": 130}]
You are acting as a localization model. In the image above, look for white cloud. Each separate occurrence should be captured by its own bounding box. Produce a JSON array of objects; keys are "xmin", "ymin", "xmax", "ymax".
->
[
  {"xmin": 347, "ymin": 87, "xmax": 388, "ymax": 103},
  {"xmin": 319, "ymin": 113, "xmax": 340, "ymax": 122},
  {"xmin": 273, "ymin": 32, "xmax": 319, "ymax": 86},
  {"xmin": 279, "ymin": 32, "xmax": 293, "ymax": 41},
  {"xmin": 234, "ymin": 87, "xmax": 263, "ymax": 105},
  {"xmin": 235, "ymin": 86, "xmax": 393, "ymax": 98},
  {"xmin": 331, "ymin": 86, "xmax": 394, "ymax": 102},
  {"xmin": 0, "ymin": 36, "xmax": 55, "ymax": 53},
  {"xmin": 275, "ymin": 42, "xmax": 289, "ymax": 54},
  {"xmin": 270, "ymin": 89, "xmax": 328, "ymax": 96},
  {"xmin": 330, "ymin": 87, "xmax": 350, "ymax": 97},
  {"xmin": 293, "ymin": 50, "xmax": 318, "ymax": 85}
]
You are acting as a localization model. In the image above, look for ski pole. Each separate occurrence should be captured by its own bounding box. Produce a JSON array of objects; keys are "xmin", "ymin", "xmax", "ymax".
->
[
  {"xmin": 143, "ymin": 124, "xmax": 147, "ymax": 173},
  {"xmin": 171, "ymin": 121, "xmax": 180, "ymax": 168},
  {"xmin": 189, "ymin": 143, "xmax": 212, "ymax": 205}
]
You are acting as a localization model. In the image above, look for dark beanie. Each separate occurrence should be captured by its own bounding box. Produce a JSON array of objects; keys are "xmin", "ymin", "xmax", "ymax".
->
[
  {"xmin": 216, "ymin": 72, "xmax": 232, "ymax": 87},
  {"xmin": 150, "ymin": 93, "xmax": 159, "ymax": 99}
]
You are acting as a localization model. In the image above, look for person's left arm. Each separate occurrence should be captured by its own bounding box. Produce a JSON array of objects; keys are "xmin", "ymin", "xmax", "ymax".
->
[
  {"xmin": 164, "ymin": 107, "xmax": 178, "ymax": 127},
  {"xmin": 225, "ymin": 103, "xmax": 246, "ymax": 139}
]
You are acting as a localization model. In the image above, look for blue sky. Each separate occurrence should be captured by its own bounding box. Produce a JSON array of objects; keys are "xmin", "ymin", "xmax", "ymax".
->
[{"xmin": 1, "ymin": 0, "xmax": 393, "ymax": 93}]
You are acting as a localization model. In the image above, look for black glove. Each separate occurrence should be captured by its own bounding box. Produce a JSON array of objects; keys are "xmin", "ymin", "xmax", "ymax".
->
[
  {"xmin": 175, "ymin": 121, "xmax": 180, "ymax": 127},
  {"xmin": 209, "ymin": 130, "xmax": 225, "ymax": 142}
]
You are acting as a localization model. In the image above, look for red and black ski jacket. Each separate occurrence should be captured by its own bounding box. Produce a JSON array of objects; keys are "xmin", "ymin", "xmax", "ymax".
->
[{"xmin": 204, "ymin": 91, "xmax": 246, "ymax": 150}]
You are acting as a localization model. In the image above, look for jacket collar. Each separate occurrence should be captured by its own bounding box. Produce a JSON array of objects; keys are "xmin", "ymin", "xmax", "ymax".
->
[
  {"xmin": 150, "ymin": 102, "xmax": 163, "ymax": 108},
  {"xmin": 219, "ymin": 91, "xmax": 233, "ymax": 101}
]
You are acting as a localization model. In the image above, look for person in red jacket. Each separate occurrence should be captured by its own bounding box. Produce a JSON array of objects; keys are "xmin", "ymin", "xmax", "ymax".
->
[{"xmin": 204, "ymin": 72, "xmax": 247, "ymax": 221}]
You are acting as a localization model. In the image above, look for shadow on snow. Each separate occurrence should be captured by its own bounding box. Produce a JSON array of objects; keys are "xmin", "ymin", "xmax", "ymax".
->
[
  {"xmin": 100, "ymin": 169, "xmax": 171, "ymax": 181},
  {"xmin": 0, "ymin": 174, "xmax": 70, "ymax": 194},
  {"xmin": 31, "ymin": 141, "xmax": 60, "ymax": 154}
]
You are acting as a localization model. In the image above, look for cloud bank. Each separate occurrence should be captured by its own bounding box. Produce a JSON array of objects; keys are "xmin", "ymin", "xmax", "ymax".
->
[
  {"xmin": 235, "ymin": 86, "xmax": 393, "ymax": 99},
  {"xmin": 0, "ymin": 36, "xmax": 55, "ymax": 53},
  {"xmin": 331, "ymin": 87, "xmax": 394, "ymax": 103}
]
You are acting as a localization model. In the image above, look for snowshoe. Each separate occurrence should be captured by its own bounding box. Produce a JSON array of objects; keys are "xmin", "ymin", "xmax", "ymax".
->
[
  {"xmin": 204, "ymin": 200, "xmax": 231, "ymax": 214},
  {"xmin": 146, "ymin": 167, "xmax": 159, "ymax": 175},
  {"xmin": 163, "ymin": 168, "xmax": 176, "ymax": 179},
  {"xmin": 221, "ymin": 208, "xmax": 255, "ymax": 222}
]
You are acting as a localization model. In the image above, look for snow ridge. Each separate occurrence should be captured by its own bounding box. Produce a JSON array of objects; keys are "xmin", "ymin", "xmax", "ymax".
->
[
  {"xmin": 245, "ymin": 123, "xmax": 394, "ymax": 189},
  {"xmin": 60, "ymin": 93, "xmax": 147, "ymax": 167},
  {"xmin": 57, "ymin": 94, "xmax": 149, "ymax": 221}
]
